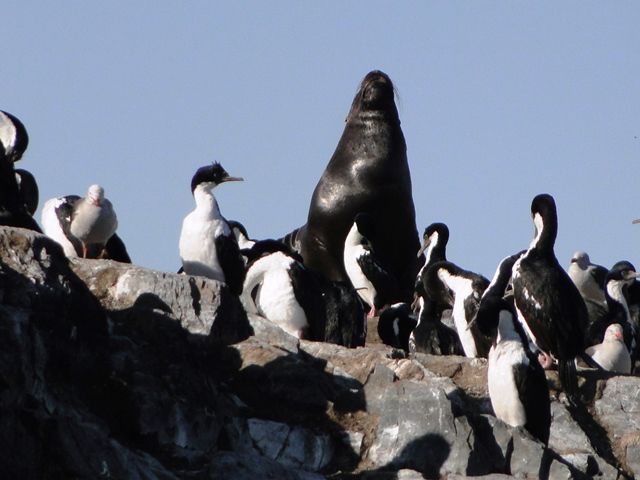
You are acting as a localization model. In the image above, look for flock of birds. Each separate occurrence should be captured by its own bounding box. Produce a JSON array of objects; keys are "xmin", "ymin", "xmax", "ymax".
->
[{"xmin": 2, "ymin": 109, "xmax": 640, "ymax": 446}]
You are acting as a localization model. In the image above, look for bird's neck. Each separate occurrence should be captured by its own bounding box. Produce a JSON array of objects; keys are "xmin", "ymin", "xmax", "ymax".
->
[
  {"xmin": 193, "ymin": 187, "xmax": 222, "ymax": 219},
  {"xmin": 606, "ymin": 281, "xmax": 631, "ymax": 322},
  {"xmin": 528, "ymin": 213, "xmax": 557, "ymax": 255}
]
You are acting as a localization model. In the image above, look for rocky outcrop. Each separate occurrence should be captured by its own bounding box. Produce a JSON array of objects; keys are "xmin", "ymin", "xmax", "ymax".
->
[{"xmin": 0, "ymin": 226, "xmax": 638, "ymax": 479}]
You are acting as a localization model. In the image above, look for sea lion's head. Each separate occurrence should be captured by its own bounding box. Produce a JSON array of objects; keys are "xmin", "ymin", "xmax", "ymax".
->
[{"xmin": 348, "ymin": 70, "xmax": 399, "ymax": 121}]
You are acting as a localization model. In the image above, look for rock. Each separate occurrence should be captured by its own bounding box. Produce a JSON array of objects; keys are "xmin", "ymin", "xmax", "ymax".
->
[
  {"xmin": 2, "ymin": 226, "xmax": 640, "ymax": 479},
  {"xmin": 363, "ymin": 364, "xmax": 469, "ymax": 477},
  {"xmin": 548, "ymin": 460, "xmax": 573, "ymax": 480},
  {"xmin": 508, "ymin": 429, "xmax": 549, "ymax": 478},
  {"xmin": 207, "ymin": 451, "xmax": 325, "ymax": 480},
  {"xmin": 548, "ymin": 402, "xmax": 618, "ymax": 477},
  {"xmin": 226, "ymin": 417, "xmax": 333, "ymax": 471},
  {"xmin": 594, "ymin": 376, "xmax": 640, "ymax": 477},
  {"xmin": 70, "ymin": 254, "xmax": 252, "ymax": 344}
]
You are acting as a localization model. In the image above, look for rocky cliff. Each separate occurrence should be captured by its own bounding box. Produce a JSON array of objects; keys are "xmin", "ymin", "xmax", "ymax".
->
[{"xmin": 0, "ymin": 226, "xmax": 638, "ymax": 479}]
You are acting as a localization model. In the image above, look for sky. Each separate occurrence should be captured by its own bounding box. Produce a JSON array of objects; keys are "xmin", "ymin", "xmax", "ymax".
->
[{"xmin": 3, "ymin": 2, "xmax": 640, "ymax": 279}]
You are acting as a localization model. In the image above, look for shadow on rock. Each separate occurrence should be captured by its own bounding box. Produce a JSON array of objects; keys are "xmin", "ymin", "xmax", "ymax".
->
[{"xmin": 227, "ymin": 346, "xmax": 367, "ymax": 473}]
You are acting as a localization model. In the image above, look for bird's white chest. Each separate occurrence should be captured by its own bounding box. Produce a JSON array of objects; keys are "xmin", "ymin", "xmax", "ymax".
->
[
  {"xmin": 243, "ymin": 253, "xmax": 308, "ymax": 336},
  {"xmin": 589, "ymin": 341, "xmax": 632, "ymax": 374},
  {"xmin": 179, "ymin": 209, "xmax": 228, "ymax": 281},
  {"xmin": 70, "ymin": 202, "xmax": 117, "ymax": 243},
  {"xmin": 488, "ymin": 340, "xmax": 528, "ymax": 427},
  {"xmin": 344, "ymin": 243, "xmax": 375, "ymax": 307},
  {"xmin": 439, "ymin": 272, "xmax": 477, "ymax": 357}
]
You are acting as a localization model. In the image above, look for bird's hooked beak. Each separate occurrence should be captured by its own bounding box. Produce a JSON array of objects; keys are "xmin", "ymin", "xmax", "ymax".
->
[
  {"xmin": 222, "ymin": 176, "xmax": 244, "ymax": 183},
  {"xmin": 466, "ymin": 313, "xmax": 478, "ymax": 331},
  {"xmin": 624, "ymin": 270, "xmax": 640, "ymax": 281},
  {"xmin": 417, "ymin": 237, "xmax": 431, "ymax": 258}
]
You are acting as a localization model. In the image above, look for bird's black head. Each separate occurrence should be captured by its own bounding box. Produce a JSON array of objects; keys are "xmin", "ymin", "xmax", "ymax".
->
[
  {"xmin": 423, "ymin": 222, "xmax": 449, "ymax": 244},
  {"xmin": 190, "ymin": 162, "xmax": 243, "ymax": 193},
  {"xmin": 529, "ymin": 193, "xmax": 558, "ymax": 248},
  {"xmin": 473, "ymin": 295, "xmax": 507, "ymax": 336},
  {"xmin": 0, "ymin": 110, "xmax": 29, "ymax": 162},
  {"xmin": 607, "ymin": 260, "xmax": 638, "ymax": 283},
  {"xmin": 530, "ymin": 193, "xmax": 556, "ymax": 219},
  {"xmin": 241, "ymin": 239, "xmax": 304, "ymax": 264},
  {"xmin": 228, "ymin": 220, "xmax": 249, "ymax": 239}
]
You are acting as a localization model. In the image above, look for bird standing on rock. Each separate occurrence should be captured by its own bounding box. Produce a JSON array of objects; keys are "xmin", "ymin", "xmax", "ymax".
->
[
  {"xmin": 413, "ymin": 222, "xmax": 449, "ymax": 312},
  {"xmin": 0, "ymin": 110, "xmax": 41, "ymax": 232},
  {"xmin": 568, "ymin": 251, "xmax": 607, "ymax": 306},
  {"xmin": 585, "ymin": 260, "xmax": 640, "ymax": 372},
  {"xmin": 479, "ymin": 296, "xmax": 551, "ymax": 445},
  {"xmin": 586, "ymin": 323, "xmax": 631, "ymax": 374},
  {"xmin": 41, "ymin": 187, "xmax": 130, "ymax": 262},
  {"xmin": 419, "ymin": 261, "xmax": 492, "ymax": 358},
  {"xmin": 343, "ymin": 213, "xmax": 398, "ymax": 317},
  {"xmin": 179, "ymin": 162, "xmax": 245, "ymax": 295},
  {"xmin": 68, "ymin": 184, "xmax": 118, "ymax": 258},
  {"xmin": 512, "ymin": 194, "xmax": 588, "ymax": 404}
]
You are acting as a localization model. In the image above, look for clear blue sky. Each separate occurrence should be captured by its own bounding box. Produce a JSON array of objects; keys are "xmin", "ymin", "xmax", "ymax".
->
[{"xmin": 4, "ymin": 2, "xmax": 639, "ymax": 278}]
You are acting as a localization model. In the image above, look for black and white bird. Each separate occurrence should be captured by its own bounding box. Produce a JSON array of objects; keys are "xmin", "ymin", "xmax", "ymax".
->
[
  {"xmin": 0, "ymin": 110, "xmax": 29, "ymax": 163},
  {"xmin": 568, "ymin": 251, "xmax": 607, "ymax": 306},
  {"xmin": 408, "ymin": 294, "xmax": 464, "ymax": 356},
  {"xmin": 0, "ymin": 156, "xmax": 41, "ymax": 232},
  {"xmin": 68, "ymin": 185, "xmax": 118, "ymax": 258},
  {"xmin": 228, "ymin": 220, "xmax": 256, "ymax": 250},
  {"xmin": 585, "ymin": 261, "xmax": 639, "ymax": 371},
  {"xmin": 241, "ymin": 239, "xmax": 318, "ymax": 339},
  {"xmin": 585, "ymin": 323, "xmax": 632, "ymax": 374},
  {"xmin": 415, "ymin": 261, "xmax": 492, "ymax": 357},
  {"xmin": 0, "ymin": 111, "xmax": 41, "ymax": 232},
  {"xmin": 479, "ymin": 296, "xmax": 551, "ymax": 445},
  {"xmin": 179, "ymin": 162, "xmax": 245, "ymax": 295},
  {"xmin": 41, "ymin": 186, "xmax": 129, "ymax": 262},
  {"xmin": 14, "ymin": 168, "xmax": 39, "ymax": 216},
  {"xmin": 480, "ymin": 251, "xmax": 525, "ymax": 303},
  {"xmin": 343, "ymin": 212, "xmax": 397, "ymax": 317},
  {"xmin": 414, "ymin": 222, "xmax": 449, "ymax": 308},
  {"xmin": 512, "ymin": 194, "xmax": 588, "ymax": 403},
  {"xmin": 377, "ymin": 302, "xmax": 418, "ymax": 351}
]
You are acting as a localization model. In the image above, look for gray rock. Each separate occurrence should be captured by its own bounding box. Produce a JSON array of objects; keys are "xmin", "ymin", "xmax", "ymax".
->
[
  {"xmin": 2, "ymin": 226, "xmax": 640, "ymax": 480},
  {"xmin": 247, "ymin": 312, "xmax": 300, "ymax": 353},
  {"xmin": 626, "ymin": 442, "xmax": 640, "ymax": 478},
  {"xmin": 508, "ymin": 429, "xmax": 548, "ymax": 478},
  {"xmin": 447, "ymin": 475, "xmax": 515, "ymax": 480},
  {"xmin": 594, "ymin": 376, "xmax": 640, "ymax": 476},
  {"xmin": 70, "ymin": 255, "xmax": 252, "ymax": 344},
  {"xmin": 363, "ymin": 364, "xmax": 469, "ymax": 477},
  {"xmin": 548, "ymin": 459, "xmax": 573, "ymax": 480},
  {"xmin": 226, "ymin": 417, "xmax": 333, "ymax": 471},
  {"xmin": 547, "ymin": 402, "xmax": 618, "ymax": 477},
  {"xmin": 207, "ymin": 451, "xmax": 325, "ymax": 480}
]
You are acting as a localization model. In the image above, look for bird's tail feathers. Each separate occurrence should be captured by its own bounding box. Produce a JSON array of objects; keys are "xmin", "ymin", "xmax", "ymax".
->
[{"xmin": 558, "ymin": 358, "xmax": 581, "ymax": 405}]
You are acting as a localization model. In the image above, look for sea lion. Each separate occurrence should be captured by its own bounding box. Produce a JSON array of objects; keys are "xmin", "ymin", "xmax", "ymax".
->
[{"xmin": 287, "ymin": 70, "xmax": 421, "ymax": 302}]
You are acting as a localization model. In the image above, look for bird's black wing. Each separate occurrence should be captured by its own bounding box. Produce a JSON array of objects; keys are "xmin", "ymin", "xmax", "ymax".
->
[
  {"xmin": 215, "ymin": 232, "xmax": 246, "ymax": 295},
  {"xmin": 105, "ymin": 234, "xmax": 132, "ymax": 263},
  {"xmin": 14, "ymin": 168, "xmax": 39, "ymax": 216},
  {"xmin": 590, "ymin": 265, "xmax": 608, "ymax": 290},
  {"xmin": 357, "ymin": 253, "xmax": 399, "ymax": 309},
  {"xmin": 513, "ymin": 360, "xmax": 551, "ymax": 445},
  {"xmin": 464, "ymin": 291, "xmax": 493, "ymax": 358},
  {"xmin": 287, "ymin": 261, "xmax": 324, "ymax": 341}
]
